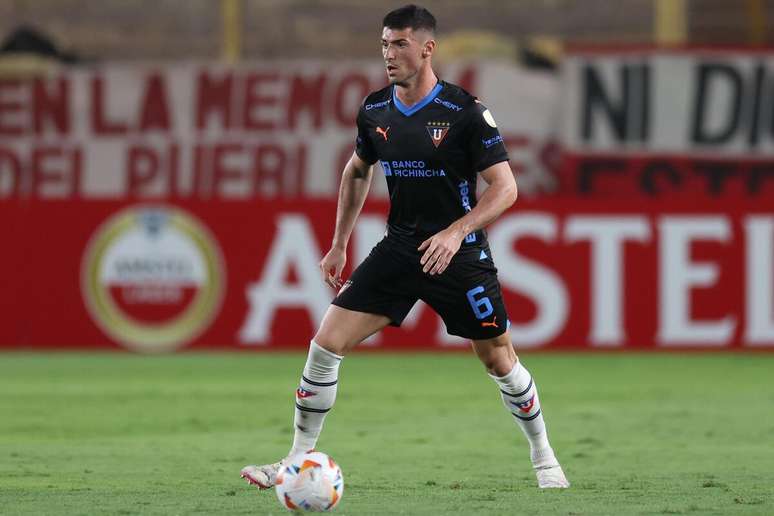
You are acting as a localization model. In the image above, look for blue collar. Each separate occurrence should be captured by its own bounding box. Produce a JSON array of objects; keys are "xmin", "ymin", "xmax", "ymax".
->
[{"xmin": 393, "ymin": 82, "xmax": 443, "ymax": 116}]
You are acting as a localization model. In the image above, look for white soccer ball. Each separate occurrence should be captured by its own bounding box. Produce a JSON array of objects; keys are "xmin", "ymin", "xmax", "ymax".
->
[{"xmin": 275, "ymin": 451, "xmax": 344, "ymax": 512}]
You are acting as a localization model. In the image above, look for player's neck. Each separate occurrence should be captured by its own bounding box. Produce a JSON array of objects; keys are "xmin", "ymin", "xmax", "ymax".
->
[{"xmin": 394, "ymin": 67, "xmax": 438, "ymax": 107}]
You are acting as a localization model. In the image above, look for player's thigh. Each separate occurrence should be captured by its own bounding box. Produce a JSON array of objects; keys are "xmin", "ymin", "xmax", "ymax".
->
[
  {"xmin": 327, "ymin": 237, "xmax": 418, "ymax": 350},
  {"xmin": 470, "ymin": 331, "xmax": 517, "ymax": 376},
  {"xmin": 313, "ymin": 305, "xmax": 392, "ymax": 355},
  {"xmin": 423, "ymin": 258, "xmax": 509, "ymax": 340}
]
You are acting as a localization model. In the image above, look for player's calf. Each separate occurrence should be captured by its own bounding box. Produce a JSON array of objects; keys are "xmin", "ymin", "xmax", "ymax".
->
[
  {"xmin": 289, "ymin": 340, "xmax": 343, "ymax": 457},
  {"xmin": 489, "ymin": 360, "xmax": 570, "ymax": 488},
  {"xmin": 241, "ymin": 340, "xmax": 343, "ymax": 490}
]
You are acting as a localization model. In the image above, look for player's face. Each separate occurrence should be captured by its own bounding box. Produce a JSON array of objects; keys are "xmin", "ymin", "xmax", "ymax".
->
[{"xmin": 381, "ymin": 27, "xmax": 433, "ymax": 86}]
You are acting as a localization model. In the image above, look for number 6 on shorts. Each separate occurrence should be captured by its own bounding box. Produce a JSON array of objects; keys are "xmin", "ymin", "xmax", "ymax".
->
[{"xmin": 466, "ymin": 285, "xmax": 493, "ymax": 320}]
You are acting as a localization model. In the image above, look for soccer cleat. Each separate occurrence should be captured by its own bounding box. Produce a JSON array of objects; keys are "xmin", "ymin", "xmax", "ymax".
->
[
  {"xmin": 240, "ymin": 461, "xmax": 284, "ymax": 489},
  {"xmin": 531, "ymin": 447, "xmax": 569, "ymax": 488},
  {"xmin": 534, "ymin": 464, "xmax": 570, "ymax": 488}
]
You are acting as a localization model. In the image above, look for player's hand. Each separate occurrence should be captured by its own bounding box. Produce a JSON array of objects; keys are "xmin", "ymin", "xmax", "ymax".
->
[
  {"xmin": 418, "ymin": 226, "xmax": 464, "ymax": 275},
  {"xmin": 319, "ymin": 247, "xmax": 346, "ymax": 289}
]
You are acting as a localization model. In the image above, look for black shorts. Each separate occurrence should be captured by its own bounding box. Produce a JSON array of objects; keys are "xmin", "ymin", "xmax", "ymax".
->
[{"xmin": 332, "ymin": 235, "xmax": 509, "ymax": 340}]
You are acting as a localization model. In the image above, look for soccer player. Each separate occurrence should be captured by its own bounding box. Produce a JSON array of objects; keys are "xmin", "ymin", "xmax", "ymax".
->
[{"xmin": 241, "ymin": 4, "xmax": 569, "ymax": 489}]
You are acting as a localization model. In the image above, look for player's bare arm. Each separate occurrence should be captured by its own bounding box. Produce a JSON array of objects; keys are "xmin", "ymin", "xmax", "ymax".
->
[
  {"xmin": 418, "ymin": 161, "xmax": 517, "ymax": 275},
  {"xmin": 319, "ymin": 152, "xmax": 374, "ymax": 289}
]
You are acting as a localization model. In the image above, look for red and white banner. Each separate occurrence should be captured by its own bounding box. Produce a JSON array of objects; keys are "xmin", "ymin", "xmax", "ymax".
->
[
  {"xmin": 0, "ymin": 61, "xmax": 559, "ymax": 200},
  {"xmin": 1, "ymin": 57, "xmax": 772, "ymax": 351},
  {"xmin": 0, "ymin": 198, "xmax": 772, "ymax": 351},
  {"xmin": 559, "ymin": 48, "xmax": 774, "ymax": 197}
]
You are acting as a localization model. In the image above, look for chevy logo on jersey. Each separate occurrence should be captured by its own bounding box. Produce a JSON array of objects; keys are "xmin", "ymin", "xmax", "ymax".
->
[{"xmin": 426, "ymin": 121, "xmax": 451, "ymax": 148}]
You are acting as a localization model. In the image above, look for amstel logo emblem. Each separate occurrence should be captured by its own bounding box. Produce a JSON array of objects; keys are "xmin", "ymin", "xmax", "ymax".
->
[{"xmin": 82, "ymin": 206, "xmax": 224, "ymax": 353}]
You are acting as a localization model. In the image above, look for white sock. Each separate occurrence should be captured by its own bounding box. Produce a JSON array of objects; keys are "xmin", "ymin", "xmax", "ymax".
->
[
  {"xmin": 288, "ymin": 341, "xmax": 343, "ymax": 457},
  {"xmin": 489, "ymin": 361, "xmax": 557, "ymax": 467}
]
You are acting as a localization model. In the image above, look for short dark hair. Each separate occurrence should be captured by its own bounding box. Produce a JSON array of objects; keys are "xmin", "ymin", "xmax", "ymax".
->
[{"xmin": 383, "ymin": 5, "xmax": 436, "ymax": 34}]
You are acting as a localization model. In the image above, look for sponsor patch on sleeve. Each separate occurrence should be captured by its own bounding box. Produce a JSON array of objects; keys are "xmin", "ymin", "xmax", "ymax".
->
[{"xmin": 482, "ymin": 109, "xmax": 497, "ymax": 128}]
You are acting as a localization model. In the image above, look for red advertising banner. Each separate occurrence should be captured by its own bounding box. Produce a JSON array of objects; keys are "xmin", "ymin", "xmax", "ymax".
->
[
  {"xmin": 1, "ymin": 198, "xmax": 772, "ymax": 351},
  {"xmin": 2, "ymin": 57, "xmax": 773, "ymax": 352}
]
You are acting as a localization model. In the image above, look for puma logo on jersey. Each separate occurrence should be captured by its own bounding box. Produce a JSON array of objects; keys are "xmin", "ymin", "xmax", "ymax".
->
[
  {"xmin": 376, "ymin": 126, "xmax": 390, "ymax": 141},
  {"xmin": 481, "ymin": 316, "xmax": 498, "ymax": 328}
]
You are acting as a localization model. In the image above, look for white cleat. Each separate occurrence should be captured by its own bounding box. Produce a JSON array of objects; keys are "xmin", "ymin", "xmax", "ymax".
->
[
  {"xmin": 531, "ymin": 447, "xmax": 569, "ymax": 488},
  {"xmin": 240, "ymin": 461, "xmax": 284, "ymax": 490},
  {"xmin": 535, "ymin": 464, "xmax": 570, "ymax": 488}
]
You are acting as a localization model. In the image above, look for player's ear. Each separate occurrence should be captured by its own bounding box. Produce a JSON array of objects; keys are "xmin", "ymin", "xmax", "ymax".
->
[{"xmin": 422, "ymin": 39, "xmax": 435, "ymax": 58}]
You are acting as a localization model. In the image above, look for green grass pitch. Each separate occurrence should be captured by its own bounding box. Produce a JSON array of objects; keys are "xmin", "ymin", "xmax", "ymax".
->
[{"xmin": 1, "ymin": 352, "xmax": 773, "ymax": 515}]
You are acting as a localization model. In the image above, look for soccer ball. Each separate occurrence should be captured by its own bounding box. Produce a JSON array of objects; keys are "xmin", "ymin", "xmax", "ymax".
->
[{"xmin": 275, "ymin": 451, "xmax": 344, "ymax": 512}]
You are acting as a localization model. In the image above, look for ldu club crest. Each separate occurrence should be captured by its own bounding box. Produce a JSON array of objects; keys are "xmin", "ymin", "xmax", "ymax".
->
[{"xmin": 426, "ymin": 121, "xmax": 450, "ymax": 148}]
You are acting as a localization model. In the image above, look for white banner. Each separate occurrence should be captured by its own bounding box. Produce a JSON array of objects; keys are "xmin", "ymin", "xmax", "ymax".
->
[
  {"xmin": 561, "ymin": 49, "xmax": 774, "ymax": 157},
  {"xmin": 0, "ymin": 60, "xmax": 560, "ymax": 200}
]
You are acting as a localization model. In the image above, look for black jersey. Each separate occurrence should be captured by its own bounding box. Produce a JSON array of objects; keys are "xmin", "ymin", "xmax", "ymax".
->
[{"xmin": 354, "ymin": 80, "xmax": 509, "ymax": 252}]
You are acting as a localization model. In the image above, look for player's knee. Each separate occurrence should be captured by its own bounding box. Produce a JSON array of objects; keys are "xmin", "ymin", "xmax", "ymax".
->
[
  {"xmin": 474, "ymin": 340, "xmax": 516, "ymax": 376},
  {"xmin": 484, "ymin": 357, "xmax": 516, "ymax": 377},
  {"xmin": 311, "ymin": 330, "xmax": 350, "ymax": 356}
]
